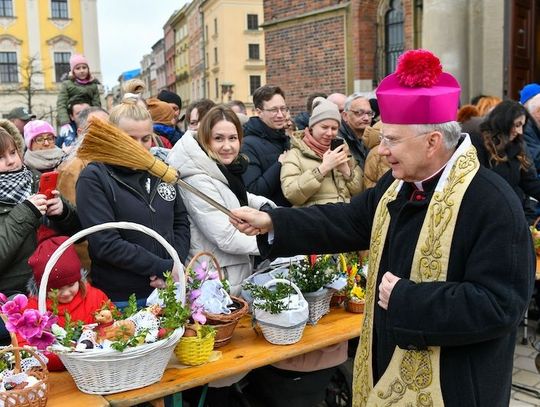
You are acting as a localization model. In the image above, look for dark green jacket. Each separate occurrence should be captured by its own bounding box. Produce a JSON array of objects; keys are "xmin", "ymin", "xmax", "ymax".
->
[
  {"xmin": 0, "ymin": 173, "xmax": 80, "ymax": 296},
  {"xmin": 56, "ymin": 78, "xmax": 101, "ymax": 125}
]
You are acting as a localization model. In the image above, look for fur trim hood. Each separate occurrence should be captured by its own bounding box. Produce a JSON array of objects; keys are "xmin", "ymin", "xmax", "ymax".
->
[{"xmin": 0, "ymin": 118, "xmax": 25, "ymax": 154}]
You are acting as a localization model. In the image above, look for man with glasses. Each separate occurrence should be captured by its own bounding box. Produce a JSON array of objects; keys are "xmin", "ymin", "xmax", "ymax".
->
[
  {"xmin": 241, "ymin": 84, "xmax": 292, "ymax": 207},
  {"xmin": 340, "ymin": 93, "xmax": 371, "ymax": 169},
  {"xmin": 230, "ymin": 50, "xmax": 533, "ymax": 406}
]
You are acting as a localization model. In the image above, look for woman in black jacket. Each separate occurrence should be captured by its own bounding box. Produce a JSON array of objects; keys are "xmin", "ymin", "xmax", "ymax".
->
[
  {"xmin": 76, "ymin": 96, "xmax": 190, "ymax": 308},
  {"xmin": 472, "ymin": 100, "xmax": 540, "ymax": 224}
]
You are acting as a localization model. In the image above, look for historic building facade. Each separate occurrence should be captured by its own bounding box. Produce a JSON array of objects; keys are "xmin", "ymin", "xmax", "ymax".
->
[{"xmin": 0, "ymin": 0, "xmax": 101, "ymax": 121}]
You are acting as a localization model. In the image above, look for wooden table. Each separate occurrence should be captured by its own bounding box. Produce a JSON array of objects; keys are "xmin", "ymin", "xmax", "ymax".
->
[{"xmin": 47, "ymin": 307, "xmax": 363, "ymax": 407}]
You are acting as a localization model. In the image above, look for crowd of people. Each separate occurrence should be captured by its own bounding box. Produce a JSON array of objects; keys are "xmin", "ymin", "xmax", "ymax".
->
[{"xmin": 0, "ymin": 49, "xmax": 538, "ymax": 406}]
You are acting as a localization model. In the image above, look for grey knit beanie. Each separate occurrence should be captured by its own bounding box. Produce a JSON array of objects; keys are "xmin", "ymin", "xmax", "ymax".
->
[{"xmin": 309, "ymin": 97, "xmax": 341, "ymax": 128}]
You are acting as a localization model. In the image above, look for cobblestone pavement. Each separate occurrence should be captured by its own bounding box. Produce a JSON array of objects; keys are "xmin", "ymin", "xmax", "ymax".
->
[{"xmin": 512, "ymin": 323, "xmax": 540, "ymax": 406}]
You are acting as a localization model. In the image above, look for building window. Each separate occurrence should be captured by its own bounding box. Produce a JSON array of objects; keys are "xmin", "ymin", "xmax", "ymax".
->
[
  {"xmin": 249, "ymin": 75, "xmax": 261, "ymax": 96},
  {"xmin": 215, "ymin": 78, "xmax": 219, "ymax": 99},
  {"xmin": 54, "ymin": 52, "xmax": 70, "ymax": 82},
  {"xmin": 248, "ymin": 44, "xmax": 260, "ymax": 60},
  {"xmin": 247, "ymin": 14, "xmax": 258, "ymax": 30},
  {"xmin": 0, "ymin": 0, "xmax": 13, "ymax": 17},
  {"xmin": 0, "ymin": 52, "xmax": 17, "ymax": 83},
  {"xmin": 214, "ymin": 18, "xmax": 218, "ymax": 35},
  {"xmin": 214, "ymin": 47, "xmax": 218, "ymax": 65},
  {"xmin": 384, "ymin": 0, "xmax": 404, "ymax": 74},
  {"xmin": 51, "ymin": 0, "xmax": 68, "ymax": 19},
  {"xmin": 414, "ymin": 0, "xmax": 423, "ymax": 48},
  {"xmin": 205, "ymin": 25, "xmax": 208, "ymax": 42}
]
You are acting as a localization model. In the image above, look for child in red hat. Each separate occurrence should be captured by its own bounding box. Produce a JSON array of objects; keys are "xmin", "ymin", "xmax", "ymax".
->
[{"xmin": 21, "ymin": 228, "xmax": 110, "ymax": 371}]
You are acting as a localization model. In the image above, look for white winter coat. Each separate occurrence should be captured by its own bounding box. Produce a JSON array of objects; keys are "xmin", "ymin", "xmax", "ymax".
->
[{"xmin": 167, "ymin": 132, "xmax": 275, "ymax": 295}]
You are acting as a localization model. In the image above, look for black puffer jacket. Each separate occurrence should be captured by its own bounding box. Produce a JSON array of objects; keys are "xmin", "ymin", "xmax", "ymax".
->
[
  {"xmin": 76, "ymin": 163, "xmax": 190, "ymax": 302},
  {"xmin": 241, "ymin": 117, "xmax": 291, "ymax": 207}
]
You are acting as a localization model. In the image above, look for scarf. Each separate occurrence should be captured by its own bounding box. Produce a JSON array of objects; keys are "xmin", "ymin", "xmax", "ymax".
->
[
  {"xmin": 217, "ymin": 154, "xmax": 249, "ymax": 207},
  {"xmin": 24, "ymin": 148, "xmax": 64, "ymax": 172},
  {"xmin": 0, "ymin": 166, "xmax": 34, "ymax": 205},
  {"xmin": 302, "ymin": 128, "xmax": 330, "ymax": 158}
]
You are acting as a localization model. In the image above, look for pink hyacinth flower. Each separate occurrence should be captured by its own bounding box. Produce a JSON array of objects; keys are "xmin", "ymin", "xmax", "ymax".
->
[
  {"xmin": 192, "ymin": 309, "xmax": 206, "ymax": 324},
  {"xmin": 0, "ymin": 293, "xmax": 7, "ymax": 305},
  {"xmin": 195, "ymin": 262, "xmax": 207, "ymax": 281},
  {"xmin": 189, "ymin": 289, "xmax": 202, "ymax": 303},
  {"xmin": 27, "ymin": 331, "xmax": 56, "ymax": 350},
  {"xmin": 16, "ymin": 309, "xmax": 46, "ymax": 339},
  {"xmin": 1, "ymin": 294, "xmax": 28, "ymax": 316}
]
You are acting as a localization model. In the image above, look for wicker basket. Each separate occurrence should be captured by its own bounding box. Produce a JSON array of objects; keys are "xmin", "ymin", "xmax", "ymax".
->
[
  {"xmin": 254, "ymin": 279, "xmax": 308, "ymax": 345},
  {"xmin": 186, "ymin": 252, "xmax": 249, "ymax": 348},
  {"xmin": 38, "ymin": 221, "xmax": 186, "ymax": 395},
  {"xmin": 174, "ymin": 326, "xmax": 216, "ymax": 366},
  {"xmin": 303, "ymin": 288, "xmax": 333, "ymax": 325},
  {"xmin": 0, "ymin": 319, "xmax": 49, "ymax": 407},
  {"xmin": 532, "ymin": 217, "xmax": 540, "ymax": 256},
  {"xmin": 345, "ymin": 299, "xmax": 365, "ymax": 314}
]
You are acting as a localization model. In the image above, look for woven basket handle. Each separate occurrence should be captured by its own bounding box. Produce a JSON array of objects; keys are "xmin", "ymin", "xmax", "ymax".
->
[
  {"xmin": 262, "ymin": 278, "xmax": 304, "ymax": 299},
  {"xmin": 534, "ymin": 217, "xmax": 540, "ymax": 230},
  {"xmin": 185, "ymin": 251, "xmax": 224, "ymax": 281},
  {"xmin": 38, "ymin": 221, "xmax": 186, "ymax": 313}
]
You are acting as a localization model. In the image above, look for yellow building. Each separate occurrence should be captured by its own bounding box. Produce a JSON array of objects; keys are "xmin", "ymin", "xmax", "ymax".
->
[
  {"xmin": 170, "ymin": 4, "xmax": 190, "ymax": 106},
  {"xmin": 200, "ymin": 0, "xmax": 264, "ymax": 108},
  {"xmin": 0, "ymin": 0, "xmax": 101, "ymax": 121}
]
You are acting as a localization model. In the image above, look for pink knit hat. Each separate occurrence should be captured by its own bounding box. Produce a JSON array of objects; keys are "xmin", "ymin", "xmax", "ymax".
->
[
  {"xmin": 23, "ymin": 120, "xmax": 56, "ymax": 148},
  {"xmin": 70, "ymin": 54, "xmax": 89, "ymax": 72},
  {"xmin": 376, "ymin": 49, "xmax": 460, "ymax": 125}
]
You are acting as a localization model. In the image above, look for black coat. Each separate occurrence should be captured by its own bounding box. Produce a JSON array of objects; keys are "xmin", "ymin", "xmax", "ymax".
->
[
  {"xmin": 338, "ymin": 121, "xmax": 369, "ymax": 169},
  {"xmin": 241, "ymin": 117, "xmax": 291, "ymax": 207},
  {"xmin": 258, "ymin": 167, "xmax": 534, "ymax": 406},
  {"xmin": 473, "ymin": 136, "xmax": 540, "ymax": 213},
  {"xmin": 76, "ymin": 163, "xmax": 190, "ymax": 302}
]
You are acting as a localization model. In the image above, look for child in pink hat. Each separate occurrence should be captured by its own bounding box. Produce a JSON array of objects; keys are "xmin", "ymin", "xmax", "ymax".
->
[{"xmin": 56, "ymin": 54, "xmax": 101, "ymax": 127}]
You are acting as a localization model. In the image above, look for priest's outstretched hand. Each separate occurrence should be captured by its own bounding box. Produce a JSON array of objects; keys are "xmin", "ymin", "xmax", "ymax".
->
[{"xmin": 230, "ymin": 207, "xmax": 273, "ymax": 236}]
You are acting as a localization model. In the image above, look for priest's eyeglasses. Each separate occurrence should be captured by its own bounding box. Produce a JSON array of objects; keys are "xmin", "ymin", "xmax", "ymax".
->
[{"xmin": 379, "ymin": 131, "xmax": 430, "ymax": 148}]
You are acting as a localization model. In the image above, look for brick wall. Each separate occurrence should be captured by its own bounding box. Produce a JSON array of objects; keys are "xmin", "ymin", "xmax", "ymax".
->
[
  {"xmin": 265, "ymin": 15, "xmax": 346, "ymax": 115},
  {"xmin": 263, "ymin": 0, "xmax": 417, "ymax": 114}
]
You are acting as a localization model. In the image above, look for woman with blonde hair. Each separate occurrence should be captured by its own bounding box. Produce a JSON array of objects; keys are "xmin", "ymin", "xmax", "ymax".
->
[{"xmin": 76, "ymin": 96, "xmax": 190, "ymax": 308}]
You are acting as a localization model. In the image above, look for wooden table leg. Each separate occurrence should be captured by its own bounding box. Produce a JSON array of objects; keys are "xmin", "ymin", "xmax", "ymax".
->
[{"xmin": 149, "ymin": 398, "xmax": 165, "ymax": 407}]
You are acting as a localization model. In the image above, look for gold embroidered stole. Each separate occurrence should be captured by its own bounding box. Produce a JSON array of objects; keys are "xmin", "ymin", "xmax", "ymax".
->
[{"xmin": 352, "ymin": 141, "xmax": 479, "ymax": 407}]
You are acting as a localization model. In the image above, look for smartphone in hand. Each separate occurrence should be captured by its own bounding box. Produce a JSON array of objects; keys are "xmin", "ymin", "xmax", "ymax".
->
[
  {"xmin": 330, "ymin": 138, "xmax": 344, "ymax": 150},
  {"xmin": 38, "ymin": 171, "xmax": 59, "ymax": 200}
]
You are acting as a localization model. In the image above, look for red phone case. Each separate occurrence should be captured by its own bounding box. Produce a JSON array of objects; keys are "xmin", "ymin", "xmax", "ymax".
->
[{"xmin": 38, "ymin": 171, "xmax": 59, "ymax": 199}]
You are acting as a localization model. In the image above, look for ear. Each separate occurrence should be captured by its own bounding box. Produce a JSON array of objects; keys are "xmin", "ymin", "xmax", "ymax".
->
[{"xmin": 425, "ymin": 131, "xmax": 444, "ymax": 158}]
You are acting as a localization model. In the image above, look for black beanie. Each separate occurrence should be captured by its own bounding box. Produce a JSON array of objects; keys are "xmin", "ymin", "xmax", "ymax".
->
[{"xmin": 157, "ymin": 90, "xmax": 182, "ymax": 110}]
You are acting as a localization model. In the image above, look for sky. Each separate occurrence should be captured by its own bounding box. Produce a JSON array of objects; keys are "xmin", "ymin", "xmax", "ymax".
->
[{"xmin": 97, "ymin": 1, "xmax": 187, "ymax": 90}]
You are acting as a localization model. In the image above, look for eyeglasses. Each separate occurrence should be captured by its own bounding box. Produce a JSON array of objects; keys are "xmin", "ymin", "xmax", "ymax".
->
[
  {"xmin": 33, "ymin": 135, "xmax": 55, "ymax": 144},
  {"xmin": 348, "ymin": 109, "xmax": 375, "ymax": 118},
  {"xmin": 378, "ymin": 132, "xmax": 430, "ymax": 148},
  {"xmin": 261, "ymin": 106, "xmax": 289, "ymax": 116}
]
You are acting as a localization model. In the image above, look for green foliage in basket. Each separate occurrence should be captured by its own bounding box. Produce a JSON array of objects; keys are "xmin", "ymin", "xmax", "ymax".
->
[
  {"xmin": 242, "ymin": 281, "xmax": 296, "ymax": 314},
  {"xmin": 56, "ymin": 312, "xmax": 84, "ymax": 347},
  {"xmin": 123, "ymin": 294, "xmax": 139, "ymax": 318},
  {"xmin": 159, "ymin": 271, "xmax": 190, "ymax": 331},
  {"xmin": 110, "ymin": 328, "xmax": 149, "ymax": 352},
  {"xmin": 289, "ymin": 255, "xmax": 339, "ymax": 293}
]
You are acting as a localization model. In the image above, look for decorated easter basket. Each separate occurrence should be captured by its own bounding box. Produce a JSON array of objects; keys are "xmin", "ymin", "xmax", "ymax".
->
[
  {"xmin": 0, "ymin": 316, "xmax": 49, "ymax": 407},
  {"xmin": 186, "ymin": 252, "xmax": 248, "ymax": 348},
  {"xmin": 253, "ymin": 279, "xmax": 308, "ymax": 345},
  {"xmin": 303, "ymin": 288, "xmax": 334, "ymax": 325},
  {"xmin": 38, "ymin": 222, "xmax": 185, "ymax": 395},
  {"xmin": 174, "ymin": 325, "xmax": 216, "ymax": 366}
]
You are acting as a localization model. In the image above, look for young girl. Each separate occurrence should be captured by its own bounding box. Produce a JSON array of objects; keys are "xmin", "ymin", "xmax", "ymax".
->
[
  {"xmin": 56, "ymin": 54, "xmax": 101, "ymax": 126},
  {"xmin": 24, "ymin": 230, "xmax": 109, "ymax": 371},
  {"xmin": 76, "ymin": 96, "xmax": 190, "ymax": 309}
]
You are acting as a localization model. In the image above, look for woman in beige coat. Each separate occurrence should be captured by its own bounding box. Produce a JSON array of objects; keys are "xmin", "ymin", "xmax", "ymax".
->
[{"xmin": 280, "ymin": 97, "xmax": 363, "ymax": 207}]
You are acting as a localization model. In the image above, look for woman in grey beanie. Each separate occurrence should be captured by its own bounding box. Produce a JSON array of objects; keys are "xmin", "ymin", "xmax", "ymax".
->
[{"xmin": 280, "ymin": 97, "xmax": 363, "ymax": 207}]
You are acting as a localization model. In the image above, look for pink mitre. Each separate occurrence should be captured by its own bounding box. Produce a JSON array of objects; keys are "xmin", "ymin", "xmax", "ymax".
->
[{"xmin": 376, "ymin": 49, "xmax": 461, "ymax": 125}]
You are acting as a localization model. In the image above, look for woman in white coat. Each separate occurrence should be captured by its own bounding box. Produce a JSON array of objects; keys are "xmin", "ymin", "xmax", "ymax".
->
[{"xmin": 167, "ymin": 105, "xmax": 275, "ymax": 296}]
